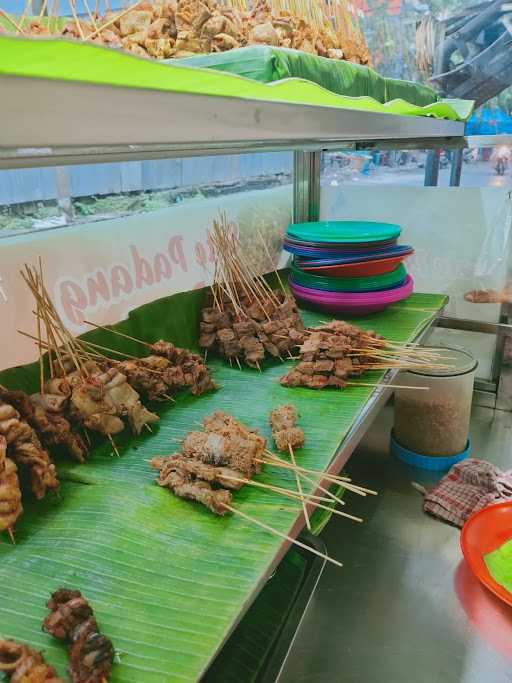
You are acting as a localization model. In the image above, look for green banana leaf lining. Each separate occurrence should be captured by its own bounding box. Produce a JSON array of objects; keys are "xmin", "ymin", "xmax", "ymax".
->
[{"xmin": 0, "ymin": 289, "xmax": 447, "ymax": 682}]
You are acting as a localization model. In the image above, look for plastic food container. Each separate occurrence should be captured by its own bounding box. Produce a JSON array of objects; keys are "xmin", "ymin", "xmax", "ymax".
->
[{"xmin": 393, "ymin": 347, "xmax": 478, "ymax": 457}]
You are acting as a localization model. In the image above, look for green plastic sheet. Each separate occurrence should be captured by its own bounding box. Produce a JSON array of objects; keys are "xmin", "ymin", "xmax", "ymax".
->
[
  {"xmin": 485, "ymin": 538, "xmax": 512, "ymax": 595},
  {"xmin": 0, "ymin": 289, "xmax": 447, "ymax": 681},
  {"xmin": 0, "ymin": 37, "xmax": 472, "ymax": 121}
]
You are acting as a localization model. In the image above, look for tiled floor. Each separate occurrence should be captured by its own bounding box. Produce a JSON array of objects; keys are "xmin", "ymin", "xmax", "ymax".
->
[{"xmin": 280, "ymin": 405, "xmax": 512, "ymax": 683}]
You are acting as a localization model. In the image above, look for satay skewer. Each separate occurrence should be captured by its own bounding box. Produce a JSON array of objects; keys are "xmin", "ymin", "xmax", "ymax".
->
[
  {"xmin": 257, "ymin": 228, "xmax": 286, "ymax": 294},
  {"xmin": 219, "ymin": 475, "xmax": 333, "ymax": 504},
  {"xmin": 218, "ymin": 477, "xmax": 362, "ymax": 523},
  {"xmin": 223, "ymin": 503, "xmax": 344, "ymax": 568},
  {"xmin": 263, "ymin": 451, "xmax": 378, "ymax": 496},
  {"xmin": 107, "ymin": 434, "xmax": 120, "ymax": 458},
  {"xmin": 0, "ymin": 8, "xmax": 26, "ymax": 33},
  {"xmin": 346, "ymin": 382, "xmax": 429, "ymax": 391},
  {"xmin": 69, "ymin": 0, "xmax": 85, "ymax": 39},
  {"xmin": 293, "ymin": 469, "xmax": 347, "ymax": 508},
  {"xmin": 83, "ymin": 320, "xmax": 152, "ymax": 348},
  {"xmin": 288, "ymin": 442, "xmax": 311, "ymax": 531},
  {"xmin": 82, "ymin": 0, "xmax": 98, "ymax": 30}
]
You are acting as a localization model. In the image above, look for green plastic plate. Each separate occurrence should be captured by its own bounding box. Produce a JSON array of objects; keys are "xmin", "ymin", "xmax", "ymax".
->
[
  {"xmin": 287, "ymin": 221, "xmax": 402, "ymax": 244},
  {"xmin": 290, "ymin": 263, "xmax": 407, "ymax": 292}
]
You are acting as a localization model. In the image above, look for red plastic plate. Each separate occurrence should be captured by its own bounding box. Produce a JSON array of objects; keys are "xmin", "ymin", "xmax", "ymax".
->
[
  {"xmin": 460, "ymin": 501, "xmax": 512, "ymax": 608},
  {"xmin": 300, "ymin": 254, "xmax": 409, "ymax": 277}
]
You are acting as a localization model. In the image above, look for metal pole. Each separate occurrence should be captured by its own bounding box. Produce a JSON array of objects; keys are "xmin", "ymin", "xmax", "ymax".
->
[
  {"xmin": 449, "ymin": 148, "xmax": 463, "ymax": 186},
  {"xmin": 293, "ymin": 151, "xmax": 321, "ymax": 224},
  {"xmin": 424, "ymin": 150, "xmax": 440, "ymax": 186}
]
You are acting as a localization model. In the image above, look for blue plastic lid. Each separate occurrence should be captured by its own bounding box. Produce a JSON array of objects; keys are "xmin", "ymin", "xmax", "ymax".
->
[
  {"xmin": 390, "ymin": 430, "xmax": 471, "ymax": 471},
  {"xmin": 287, "ymin": 221, "xmax": 402, "ymax": 244}
]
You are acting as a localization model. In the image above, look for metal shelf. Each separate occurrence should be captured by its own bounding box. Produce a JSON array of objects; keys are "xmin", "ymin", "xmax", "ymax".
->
[{"xmin": 1, "ymin": 74, "xmax": 465, "ymax": 168}]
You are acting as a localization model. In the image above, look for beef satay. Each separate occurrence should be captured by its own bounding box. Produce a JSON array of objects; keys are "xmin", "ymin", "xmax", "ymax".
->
[
  {"xmin": 69, "ymin": 380, "xmax": 124, "ymax": 438},
  {"xmin": 96, "ymin": 368, "xmax": 159, "ymax": 435},
  {"xmin": 4, "ymin": 391, "xmax": 88, "ymax": 463},
  {"xmin": 0, "ymin": 638, "xmax": 63, "ymax": 682},
  {"xmin": 0, "ymin": 400, "xmax": 59, "ymax": 499},
  {"xmin": 269, "ymin": 405, "xmax": 305, "ymax": 452},
  {"xmin": 152, "ymin": 458, "xmax": 232, "ymax": 515},
  {"xmin": 151, "ymin": 454, "xmax": 245, "ymax": 490},
  {"xmin": 0, "ymin": 435, "xmax": 22, "ymax": 537},
  {"xmin": 44, "ymin": 589, "xmax": 115, "ymax": 683}
]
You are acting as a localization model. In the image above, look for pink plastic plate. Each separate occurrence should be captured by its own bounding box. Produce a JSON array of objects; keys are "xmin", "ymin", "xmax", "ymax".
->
[{"xmin": 290, "ymin": 276, "xmax": 414, "ymax": 315}]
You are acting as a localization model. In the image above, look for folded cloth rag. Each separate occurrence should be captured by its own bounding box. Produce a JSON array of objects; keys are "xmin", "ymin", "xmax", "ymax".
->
[{"xmin": 423, "ymin": 458, "xmax": 512, "ymax": 527}]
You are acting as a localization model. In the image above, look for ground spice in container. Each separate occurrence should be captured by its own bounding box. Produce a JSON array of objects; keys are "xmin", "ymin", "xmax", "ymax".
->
[
  {"xmin": 393, "ymin": 347, "xmax": 477, "ymax": 458},
  {"xmin": 394, "ymin": 394, "xmax": 471, "ymax": 456}
]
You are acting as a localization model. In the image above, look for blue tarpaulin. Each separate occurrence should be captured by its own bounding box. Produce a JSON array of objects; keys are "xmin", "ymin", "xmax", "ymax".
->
[{"xmin": 465, "ymin": 106, "xmax": 512, "ymax": 135}]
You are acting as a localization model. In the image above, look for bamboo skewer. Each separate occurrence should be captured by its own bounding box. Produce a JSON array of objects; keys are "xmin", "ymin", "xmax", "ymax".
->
[
  {"xmin": 294, "ymin": 468, "xmax": 347, "ymax": 508},
  {"xmin": 0, "ymin": 9, "xmax": 26, "ymax": 34},
  {"xmin": 69, "ymin": 0, "xmax": 85, "ymax": 39},
  {"xmin": 38, "ymin": 0, "xmax": 49, "ymax": 18},
  {"xmin": 288, "ymin": 442, "xmax": 311, "ymax": 531},
  {"xmin": 82, "ymin": 0, "xmax": 98, "ymax": 30},
  {"xmin": 83, "ymin": 320, "xmax": 151, "ymax": 348},
  {"xmin": 88, "ymin": 0, "xmax": 143, "ymax": 39},
  {"xmin": 107, "ymin": 434, "xmax": 120, "ymax": 458},
  {"xmin": 346, "ymin": 382, "xmax": 430, "ymax": 392},
  {"xmin": 223, "ymin": 504, "xmax": 343, "ymax": 568},
  {"xmin": 257, "ymin": 228, "xmax": 286, "ymax": 294},
  {"xmin": 263, "ymin": 451, "xmax": 378, "ymax": 496},
  {"xmin": 221, "ymin": 473, "xmax": 363, "ymax": 522},
  {"xmin": 219, "ymin": 474, "xmax": 332, "ymax": 504}
]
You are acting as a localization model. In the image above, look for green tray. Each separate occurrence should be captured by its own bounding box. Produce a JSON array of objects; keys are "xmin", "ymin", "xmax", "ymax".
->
[
  {"xmin": 290, "ymin": 263, "xmax": 407, "ymax": 292},
  {"xmin": 287, "ymin": 221, "xmax": 402, "ymax": 244}
]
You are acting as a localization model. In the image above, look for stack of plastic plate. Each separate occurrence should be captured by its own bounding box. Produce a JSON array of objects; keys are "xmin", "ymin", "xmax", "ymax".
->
[{"xmin": 285, "ymin": 220, "xmax": 414, "ymax": 315}]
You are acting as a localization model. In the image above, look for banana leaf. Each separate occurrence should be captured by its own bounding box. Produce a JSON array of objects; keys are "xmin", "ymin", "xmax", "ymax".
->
[
  {"xmin": 0, "ymin": 289, "xmax": 447, "ymax": 682},
  {"xmin": 0, "ymin": 37, "xmax": 471, "ymax": 121}
]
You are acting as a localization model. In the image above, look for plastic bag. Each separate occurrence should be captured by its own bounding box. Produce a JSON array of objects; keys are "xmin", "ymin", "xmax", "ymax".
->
[{"xmin": 465, "ymin": 192, "xmax": 512, "ymax": 303}]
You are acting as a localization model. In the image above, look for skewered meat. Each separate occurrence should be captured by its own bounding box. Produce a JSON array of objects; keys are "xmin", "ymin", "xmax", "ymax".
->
[
  {"xmin": 151, "ymin": 454, "xmax": 244, "ymax": 489},
  {"xmin": 97, "ymin": 368, "xmax": 159, "ymax": 435},
  {"xmin": 153, "ymin": 459, "xmax": 232, "ymax": 515},
  {"xmin": 0, "ymin": 399, "xmax": 59, "ymax": 499},
  {"xmin": 11, "ymin": 438, "xmax": 60, "ymax": 500},
  {"xmin": 280, "ymin": 321, "xmax": 383, "ymax": 390},
  {"xmin": 44, "ymin": 589, "xmax": 115, "ymax": 683},
  {"xmin": 269, "ymin": 405, "xmax": 305, "ymax": 451},
  {"xmin": 116, "ymin": 359, "xmax": 169, "ymax": 402},
  {"xmin": 1, "ymin": 390, "xmax": 88, "ymax": 463},
  {"xmin": 70, "ymin": 380, "xmax": 124, "ymax": 437},
  {"xmin": 0, "ymin": 435, "xmax": 22, "ymax": 535},
  {"xmin": 249, "ymin": 21, "xmax": 279, "ymax": 46},
  {"xmin": 0, "ymin": 639, "xmax": 63, "ymax": 682},
  {"xmin": 183, "ymin": 411, "xmax": 265, "ymax": 478},
  {"xmin": 199, "ymin": 286, "xmax": 306, "ymax": 369},
  {"xmin": 34, "ymin": 406, "xmax": 88, "ymax": 463},
  {"xmin": 119, "ymin": 9, "xmax": 153, "ymax": 35},
  {"xmin": 4, "ymin": 0, "xmax": 371, "ymax": 65},
  {"xmin": 44, "ymin": 378, "xmax": 72, "ymax": 398},
  {"xmin": 115, "ymin": 340, "xmax": 216, "ymax": 401},
  {"xmin": 152, "ymin": 412, "xmax": 264, "ymax": 514}
]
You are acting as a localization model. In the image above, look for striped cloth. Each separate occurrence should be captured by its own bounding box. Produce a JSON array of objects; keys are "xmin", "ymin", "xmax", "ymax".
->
[{"xmin": 423, "ymin": 459, "xmax": 512, "ymax": 528}]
